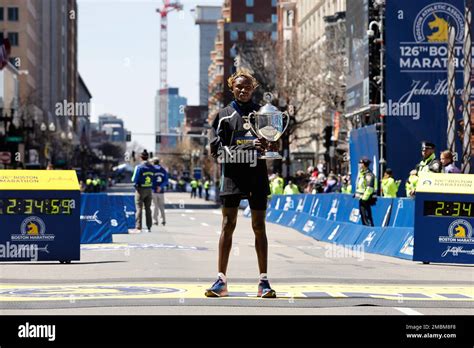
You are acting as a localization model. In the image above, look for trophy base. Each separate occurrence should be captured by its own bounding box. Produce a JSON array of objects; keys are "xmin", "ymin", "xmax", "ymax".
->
[{"xmin": 260, "ymin": 151, "xmax": 282, "ymax": 160}]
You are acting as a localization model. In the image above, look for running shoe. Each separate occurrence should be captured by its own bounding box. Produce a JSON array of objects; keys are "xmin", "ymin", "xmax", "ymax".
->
[
  {"xmin": 205, "ymin": 277, "xmax": 228, "ymax": 297},
  {"xmin": 258, "ymin": 279, "xmax": 276, "ymax": 298}
]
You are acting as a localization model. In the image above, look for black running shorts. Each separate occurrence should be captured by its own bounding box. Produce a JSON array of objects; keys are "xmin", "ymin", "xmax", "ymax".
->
[{"xmin": 221, "ymin": 193, "xmax": 268, "ymax": 210}]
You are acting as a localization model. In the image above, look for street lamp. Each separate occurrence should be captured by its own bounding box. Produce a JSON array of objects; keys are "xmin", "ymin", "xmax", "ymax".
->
[{"xmin": 368, "ymin": 1, "xmax": 386, "ymax": 192}]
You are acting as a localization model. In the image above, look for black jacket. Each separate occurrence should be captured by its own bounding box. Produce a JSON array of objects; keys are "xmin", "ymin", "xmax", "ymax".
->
[{"xmin": 209, "ymin": 101, "xmax": 270, "ymax": 198}]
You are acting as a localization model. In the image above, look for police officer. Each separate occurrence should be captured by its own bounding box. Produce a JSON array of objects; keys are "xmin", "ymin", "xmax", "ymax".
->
[
  {"xmin": 152, "ymin": 157, "xmax": 168, "ymax": 226},
  {"xmin": 198, "ymin": 179, "xmax": 203, "ymax": 198},
  {"xmin": 284, "ymin": 180, "xmax": 300, "ymax": 195},
  {"xmin": 270, "ymin": 172, "xmax": 284, "ymax": 195},
  {"xmin": 204, "ymin": 178, "xmax": 211, "ymax": 201},
  {"xmin": 355, "ymin": 157, "xmax": 376, "ymax": 226},
  {"xmin": 416, "ymin": 141, "xmax": 442, "ymax": 175},
  {"xmin": 190, "ymin": 178, "xmax": 198, "ymax": 198},
  {"xmin": 131, "ymin": 150, "xmax": 156, "ymax": 233}
]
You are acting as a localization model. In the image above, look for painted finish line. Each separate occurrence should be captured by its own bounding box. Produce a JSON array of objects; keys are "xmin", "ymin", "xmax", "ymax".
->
[
  {"xmin": 0, "ymin": 283, "xmax": 472, "ymax": 302},
  {"xmin": 80, "ymin": 244, "xmax": 207, "ymax": 251}
]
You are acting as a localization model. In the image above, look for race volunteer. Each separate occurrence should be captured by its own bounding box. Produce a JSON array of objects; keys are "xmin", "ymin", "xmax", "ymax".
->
[
  {"xmin": 131, "ymin": 150, "xmax": 156, "ymax": 233},
  {"xmin": 152, "ymin": 157, "xmax": 168, "ymax": 226},
  {"xmin": 205, "ymin": 68, "xmax": 277, "ymax": 298}
]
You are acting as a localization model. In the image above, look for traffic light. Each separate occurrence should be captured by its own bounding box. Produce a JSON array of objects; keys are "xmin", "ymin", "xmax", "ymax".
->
[
  {"xmin": 126, "ymin": 132, "xmax": 131, "ymax": 142},
  {"xmin": 156, "ymin": 134, "xmax": 161, "ymax": 144},
  {"xmin": 323, "ymin": 126, "xmax": 333, "ymax": 150}
]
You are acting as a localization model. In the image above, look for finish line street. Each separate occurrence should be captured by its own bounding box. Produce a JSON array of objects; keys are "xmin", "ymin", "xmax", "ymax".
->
[{"xmin": 0, "ymin": 193, "xmax": 473, "ymax": 315}]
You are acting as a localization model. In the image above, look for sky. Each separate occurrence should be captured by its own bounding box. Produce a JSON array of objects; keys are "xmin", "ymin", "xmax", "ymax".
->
[{"xmin": 77, "ymin": 0, "xmax": 222, "ymax": 151}]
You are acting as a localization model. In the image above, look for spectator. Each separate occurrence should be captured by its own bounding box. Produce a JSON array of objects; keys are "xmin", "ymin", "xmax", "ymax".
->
[
  {"xmin": 324, "ymin": 174, "xmax": 338, "ymax": 193},
  {"xmin": 440, "ymin": 150, "xmax": 461, "ymax": 173}
]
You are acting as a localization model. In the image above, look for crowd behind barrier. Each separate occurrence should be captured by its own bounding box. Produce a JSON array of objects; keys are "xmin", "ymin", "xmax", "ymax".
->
[{"xmin": 244, "ymin": 193, "xmax": 415, "ymax": 261}]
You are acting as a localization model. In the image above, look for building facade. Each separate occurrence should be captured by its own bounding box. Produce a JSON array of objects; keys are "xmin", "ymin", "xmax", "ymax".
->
[
  {"xmin": 291, "ymin": 0, "xmax": 346, "ymax": 173},
  {"xmin": 208, "ymin": 0, "xmax": 277, "ymax": 123},
  {"xmin": 194, "ymin": 6, "xmax": 221, "ymax": 107},
  {"xmin": 155, "ymin": 87, "xmax": 187, "ymax": 153},
  {"xmin": 0, "ymin": 0, "xmax": 83, "ymax": 168}
]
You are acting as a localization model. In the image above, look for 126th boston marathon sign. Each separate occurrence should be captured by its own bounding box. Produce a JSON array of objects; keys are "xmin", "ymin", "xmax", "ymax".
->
[{"xmin": 0, "ymin": 170, "xmax": 80, "ymax": 263}]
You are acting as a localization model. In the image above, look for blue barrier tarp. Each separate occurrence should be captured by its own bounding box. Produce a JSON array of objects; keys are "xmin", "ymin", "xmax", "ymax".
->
[
  {"xmin": 108, "ymin": 195, "xmax": 130, "ymax": 234},
  {"xmin": 123, "ymin": 195, "xmax": 136, "ymax": 229},
  {"xmin": 390, "ymin": 198, "xmax": 415, "ymax": 227},
  {"xmin": 80, "ymin": 193, "xmax": 113, "ymax": 244},
  {"xmin": 257, "ymin": 193, "xmax": 415, "ymax": 261}
]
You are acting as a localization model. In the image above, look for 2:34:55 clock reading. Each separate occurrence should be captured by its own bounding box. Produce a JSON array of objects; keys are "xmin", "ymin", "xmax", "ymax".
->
[{"xmin": 0, "ymin": 198, "xmax": 74, "ymax": 215}]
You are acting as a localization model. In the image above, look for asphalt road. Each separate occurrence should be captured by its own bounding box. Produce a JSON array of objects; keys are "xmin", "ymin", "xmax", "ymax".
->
[{"xmin": 0, "ymin": 190, "xmax": 473, "ymax": 315}]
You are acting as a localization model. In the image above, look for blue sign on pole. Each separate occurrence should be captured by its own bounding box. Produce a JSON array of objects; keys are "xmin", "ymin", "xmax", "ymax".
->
[
  {"xmin": 385, "ymin": 0, "xmax": 472, "ymax": 186},
  {"xmin": 349, "ymin": 125, "xmax": 379, "ymax": 191}
]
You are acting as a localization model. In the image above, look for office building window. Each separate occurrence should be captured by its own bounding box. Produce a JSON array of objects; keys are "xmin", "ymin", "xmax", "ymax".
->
[
  {"xmin": 7, "ymin": 7, "xmax": 19, "ymax": 21},
  {"xmin": 0, "ymin": 32, "xmax": 3, "ymax": 42},
  {"xmin": 246, "ymin": 0, "xmax": 254, "ymax": 6},
  {"xmin": 8, "ymin": 32, "xmax": 19, "ymax": 46},
  {"xmin": 246, "ymin": 31, "xmax": 254, "ymax": 40},
  {"xmin": 230, "ymin": 30, "xmax": 238, "ymax": 41},
  {"xmin": 272, "ymin": 14, "xmax": 278, "ymax": 23},
  {"xmin": 0, "ymin": 8, "xmax": 4, "ymax": 21},
  {"xmin": 246, "ymin": 14, "xmax": 254, "ymax": 23},
  {"xmin": 271, "ymin": 32, "xmax": 278, "ymax": 41},
  {"xmin": 272, "ymin": 0, "xmax": 277, "ymax": 6}
]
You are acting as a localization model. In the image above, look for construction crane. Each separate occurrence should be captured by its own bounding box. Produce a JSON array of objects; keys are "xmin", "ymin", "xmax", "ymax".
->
[{"xmin": 156, "ymin": 0, "xmax": 183, "ymax": 89}]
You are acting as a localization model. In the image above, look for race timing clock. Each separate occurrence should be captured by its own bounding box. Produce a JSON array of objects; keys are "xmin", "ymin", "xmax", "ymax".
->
[
  {"xmin": 0, "ymin": 170, "xmax": 80, "ymax": 263},
  {"xmin": 414, "ymin": 173, "xmax": 474, "ymax": 264}
]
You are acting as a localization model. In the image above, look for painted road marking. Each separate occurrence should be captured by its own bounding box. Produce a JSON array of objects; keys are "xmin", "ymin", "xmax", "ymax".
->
[
  {"xmin": 394, "ymin": 307, "xmax": 424, "ymax": 315},
  {"xmin": 201, "ymin": 223, "xmax": 209, "ymax": 227},
  {"xmin": 189, "ymin": 217, "xmax": 196, "ymax": 221},
  {"xmin": 0, "ymin": 283, "xmax": 471, "ymax": 302},
  {"xmin": 80, "ymin": 243, "xmax": 207, "ymax": 251}
]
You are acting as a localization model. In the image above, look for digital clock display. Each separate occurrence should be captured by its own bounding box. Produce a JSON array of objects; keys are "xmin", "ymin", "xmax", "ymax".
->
[
  {"xmin": 423, "ymin": 200, "xmax": 474, "ymax": 218},
  {"xmin": 0, "ymin": 198, "xmax": 74, "ymax": 215}
]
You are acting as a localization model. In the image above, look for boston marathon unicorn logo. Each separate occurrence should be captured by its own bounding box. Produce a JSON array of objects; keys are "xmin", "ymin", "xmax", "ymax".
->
[
  {"xmin": 427, "ymin": 13, "xmax": 449, "ymax": 42},
  {"xmin": 413, "ymin": 3, "xmax": 464, "ymax": 43}
]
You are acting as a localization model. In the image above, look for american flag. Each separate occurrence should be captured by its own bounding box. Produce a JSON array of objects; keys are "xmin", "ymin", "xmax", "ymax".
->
[{"xmin": 0, "ymin": 39, "xmax": 11, "ymax": 70}]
